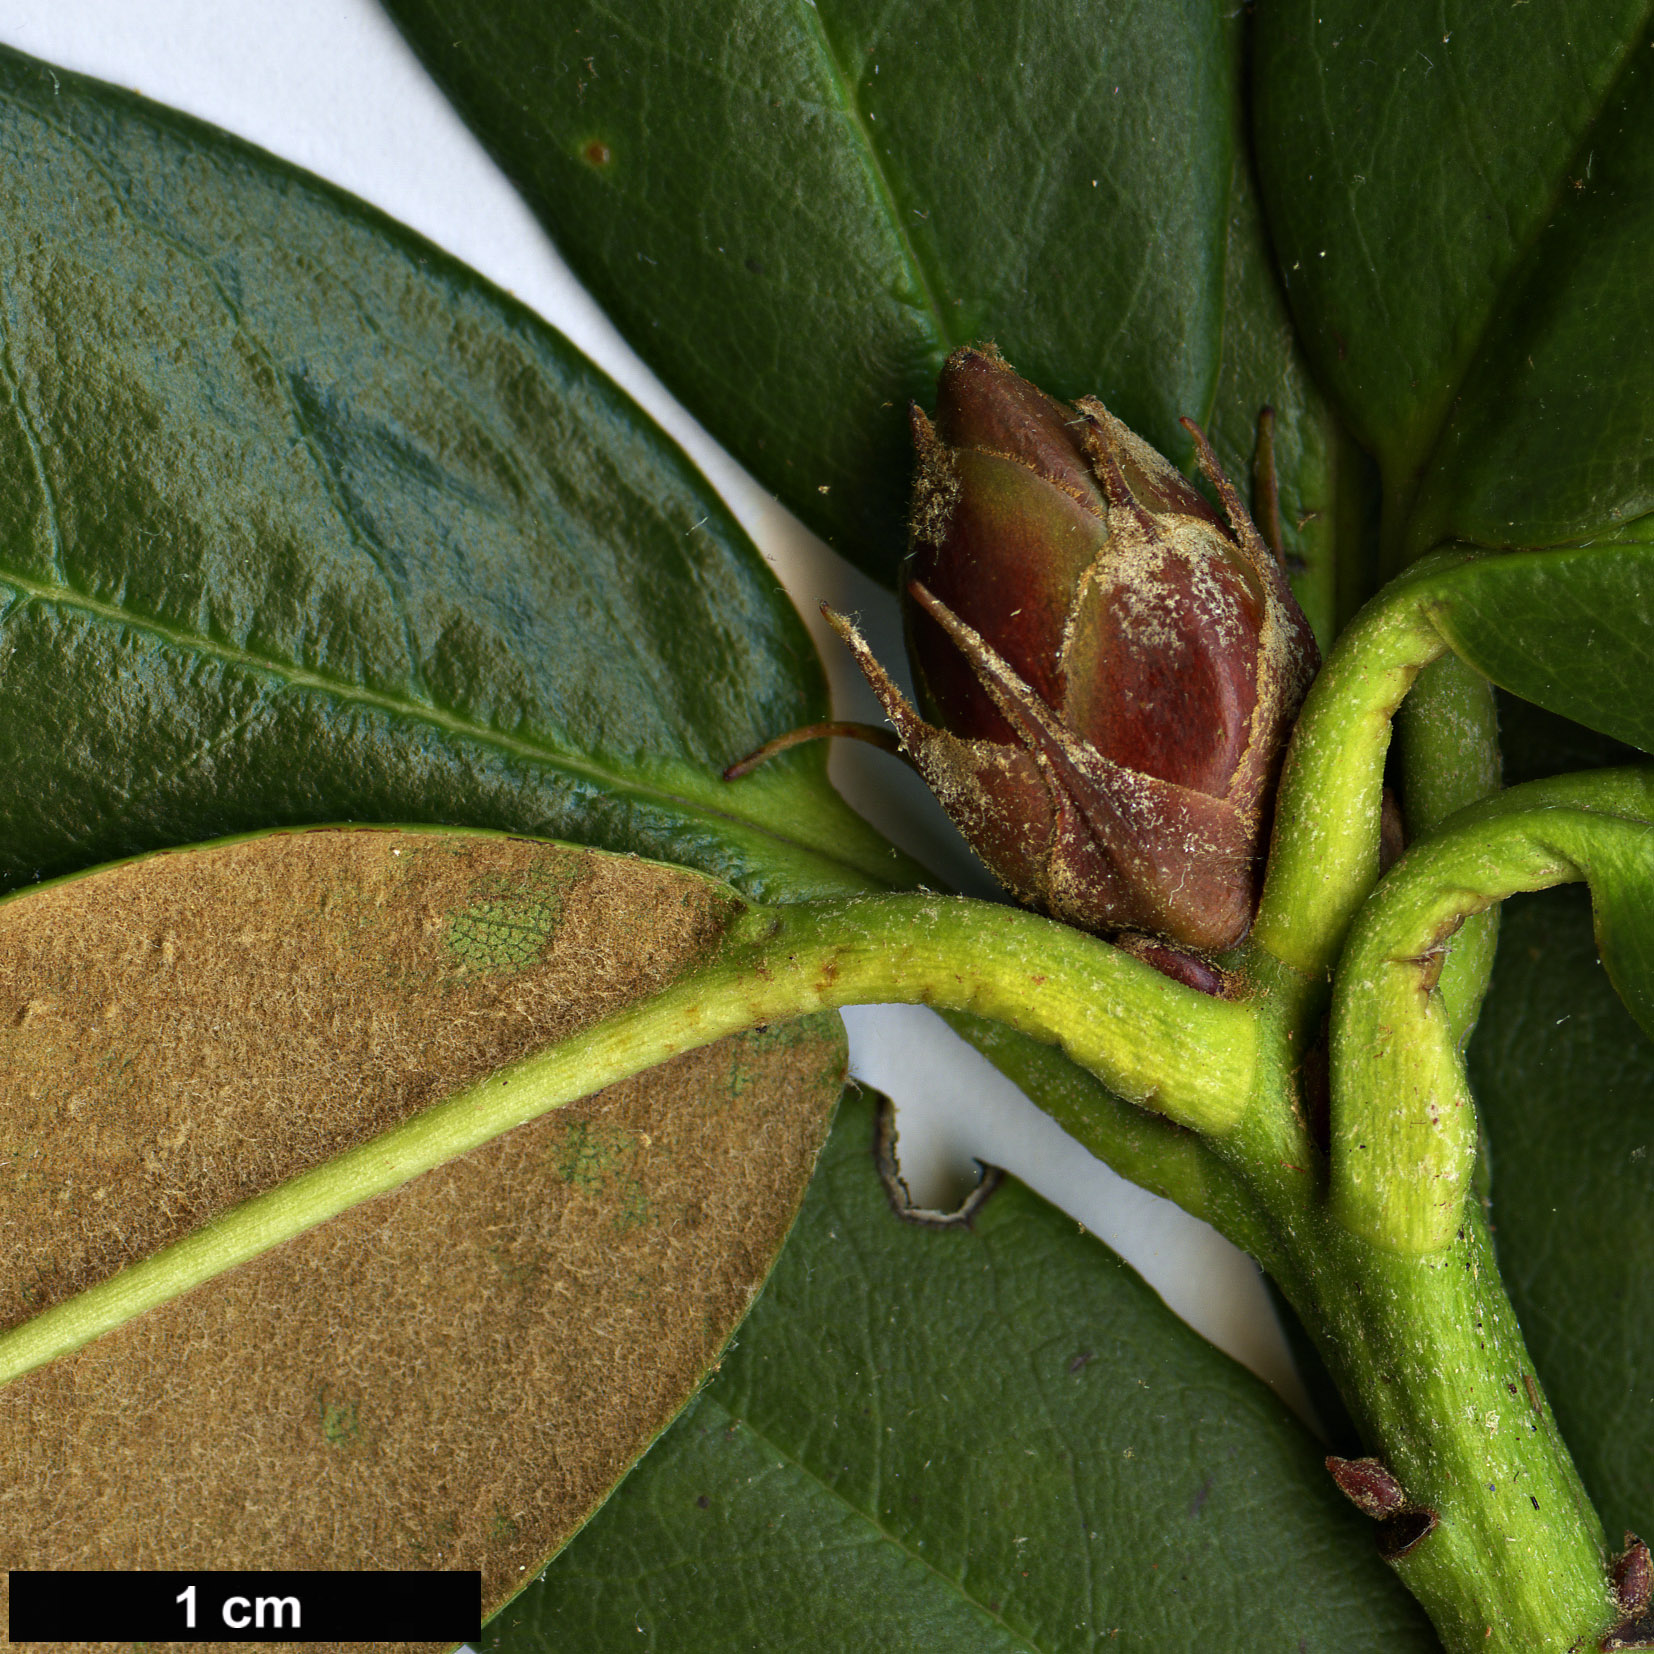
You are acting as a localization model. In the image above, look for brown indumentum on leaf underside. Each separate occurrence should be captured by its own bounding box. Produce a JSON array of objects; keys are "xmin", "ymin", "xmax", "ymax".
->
[{"xmin": 829, "ymin": 345, "xmax": 1319, "ymax": 954}]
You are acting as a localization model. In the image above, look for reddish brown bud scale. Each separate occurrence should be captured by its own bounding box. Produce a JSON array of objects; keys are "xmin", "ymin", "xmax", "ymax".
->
[
  {"xmin": 1615, "ymin": 1535, "xmax": 1654, "ymax": 1617},
  {"xmin": 841, "ymin": 344, "xmax": 1319, "ymax": 954},
  {"xmin": 1325, "ymin": 1455, "xmax": 1408, "ymax": 1520},
  {"xmin": 1376, "ymin": 1508, "xmax": 1438, "ymax": 1563},
  {"xmin": 1324, "ymin": 1455, "xmax": 1444, "ymax": 1566},
  {"xmin": 1111, "ymin": 932, "xmax": 1233, "ymax": 997}
]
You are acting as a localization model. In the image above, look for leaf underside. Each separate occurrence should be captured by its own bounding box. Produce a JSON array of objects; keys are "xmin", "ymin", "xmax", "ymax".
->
[
  {"xmin": 2, "ymin": 16, "xmax": 1651, "ymax": 1651},
  {"xmin": 0, "ymin": 827, "xmax": 846, "ymax": 1648}
]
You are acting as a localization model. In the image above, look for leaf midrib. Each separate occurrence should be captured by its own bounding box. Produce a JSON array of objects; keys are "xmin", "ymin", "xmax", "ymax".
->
[
  {"xmin": 1397, "ymin": 1, "xmax": 1654, "ymax": 559},
  {"xmin": 0, "ymin": 61, "xmax": 909, "ymax": 896},
  {"xmin": 0, "ymin": 563, "xmax": 879, "ymax": 886},
  {"xmin": 578, "ymin": 0, "xmax": 956, "ymax": 356},
  {"xmin": 696, "ymin": 1390, "xmax": 1047, "ymax": 1654},
  {"xmin": 800, "ymin": 0, "xmax": 957, "ymax": 360}
]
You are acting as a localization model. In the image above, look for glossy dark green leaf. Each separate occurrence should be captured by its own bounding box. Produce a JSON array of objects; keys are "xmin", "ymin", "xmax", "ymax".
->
[
  {"xmin": 384, "ymin": 0, "xmax": 1344, "ymax": 631},
  {"xmin": 1410, "ymin": 43, "xmax": 1654, "ymax": 556},
  {"xmin": 1499, "ymin": 692, "xmax": 1645, "ymax": 790},
  {"xmin": 0, "ymin": 44, "xmax": 903, "ymax": 905},
  {"xmin": 1419, "ymin": 544, "xmax": 1654, "ymax": 756},
  {"xmin": 1591, "ymin": 852, "xmax": 1654, "ymax": 1048},
  {"xmin": 1470, "ymin": 885, "xmax": 1654, "ymax": 1555},
  {"xmin": 1207, "ymin": 6, "xmax": 1347, "ymax": 649},
  {"xmin": 1254, "ymin": 4, "xmax": 1654, "ymax": 563},
  {"xmin": 489, "ymin": 1086, "xmax": 1441, "ymax": 1651}
]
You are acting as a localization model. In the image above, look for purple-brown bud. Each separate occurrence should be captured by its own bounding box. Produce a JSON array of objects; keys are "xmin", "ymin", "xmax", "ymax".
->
[
  {"xmin": 831, "ymin": 345, "xmax": 1319, "ymax": 954},
  {"xmin": 1326, "ymin": 1455, "xmax": 1408, "ymax": 1520},
  {"xmin": 1614, "ymin": 1535, "xmax": 1654, "ymax": 1618}
]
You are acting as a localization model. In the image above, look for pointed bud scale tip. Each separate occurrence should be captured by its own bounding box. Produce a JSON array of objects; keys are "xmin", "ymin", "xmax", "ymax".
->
[
  {"xmin": 1615, "ymin": 1536, "xmax": 1654, "ymax": 1618},
  {"xmin": 1325, "ymin": 1455, "xmax": 1407, "ymax": 1520},
  {"xmin": 931, "ymin": 344, "xmax": 1105, "ymax": 510},
  {"xmin": 850, "ymin": 346, "xmax": 1320, "ymax": 954}
]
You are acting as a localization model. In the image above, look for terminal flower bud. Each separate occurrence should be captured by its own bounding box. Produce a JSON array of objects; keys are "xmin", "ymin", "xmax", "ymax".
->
[{"xmin": 830, "ymin": 345, "xmax": 1318, "ymax": 954}]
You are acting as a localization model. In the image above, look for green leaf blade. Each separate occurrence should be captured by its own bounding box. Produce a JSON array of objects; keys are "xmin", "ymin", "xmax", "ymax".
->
[
  {"xmin": 0, "ymin": 44, "xmax": 899, "ymax": 902},
  {"xmin": 1252, "ymin": 1, "xmax": 1650, "ymax": 504},
  {"xmin": 1470, "ymin": 882, "xmax": 1654, "ymax": 1555},
  {"xmin": 382, "ymin": 0, "xmax": 1239, "ymax": 579},
  {"xmin": 534, "ymin": 1391, "xmax": 1036, "ymax": 1651},
  {"xmin": 1208, "ymin": 4, "xmax": 1349, "ymax": 645},
  {"xmin": 1411, "ymin": 46, "xmax": 1654, "ymax": 553},
  {"xmin": 496, "ymin": 1089, "xmax": 1442, "ymax": 1650},
  {"xmin": 1422, "ymin": 545, "xmax": 1654, "ymax": 755}
]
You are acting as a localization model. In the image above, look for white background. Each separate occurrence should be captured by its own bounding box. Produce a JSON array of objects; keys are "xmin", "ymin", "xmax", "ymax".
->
[{"xmin": 2, "ymin": 2, "xmax": 1305, "ymax": 1416}]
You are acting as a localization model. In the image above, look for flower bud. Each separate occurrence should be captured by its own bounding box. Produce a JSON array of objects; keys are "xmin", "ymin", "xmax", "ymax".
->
[{"xmin": 830, "ymin": 345, "xmax": 1319, "ymax": 954}]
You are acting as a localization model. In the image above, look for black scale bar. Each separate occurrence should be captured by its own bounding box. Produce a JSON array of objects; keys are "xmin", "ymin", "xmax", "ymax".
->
[{"xmin": 8, "ymin": 1570, "xmax": 482, "ymax": 1642}]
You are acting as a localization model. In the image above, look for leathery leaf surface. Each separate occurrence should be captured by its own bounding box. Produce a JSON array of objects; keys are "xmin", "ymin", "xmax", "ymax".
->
[
  {"xmin": 0, "ymin": 44, "xmax": 901, "ymax": 907},
  {"xmin": 1465, "ymin": 696, "xmax": 1654, "ymax": 1569},
  {"xmin": 490, "ymin": 1087, "xmax": 1439, "ymax": 1652},
  {"xmin": 383, "ymin": 0, "xmax": 1347, "ymax": 638},
  {"xmin": 1254, "ymin": 3, "xmax": 1654, "ymax": 563},
  {"xmin": 0, "ymin": 826, "xmax": 846, "ymax": 1653},
  {"xmin": 1472, "ymin": 884, "xmax": 1654, "ymax": 1563}
]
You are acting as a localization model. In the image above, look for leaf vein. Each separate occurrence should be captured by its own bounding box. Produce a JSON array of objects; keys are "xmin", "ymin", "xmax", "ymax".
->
[
  {"xmin": 804, "ymin": 0, "xmax": 957, "ymax": 358},
  {"xmin": 1405, "ymin": 0, "xmax": 1654, "ymax": 514},
  {"xmin": 16, "ymin": 94, "xmax": 435, "ymax": 699},
  {"xmin": 698, "ymin": 1390, "xmax": 1047, "ymax": 1653},
  {"xmin": 0, "ymin": 567, "xmax": 861, "ymax": 885},
  {"xmin": 0, "ymin": 266, "xmax": 66, "ymax": 585}
]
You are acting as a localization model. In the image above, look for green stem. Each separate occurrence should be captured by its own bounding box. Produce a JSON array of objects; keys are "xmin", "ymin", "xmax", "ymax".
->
[
  {"xmin": 1305, "ymin": 1210, "xmax": 1613, "ymax": 1653},
  {"xmin": 1396, "ymin": 651, "xmax": 1504, "ymax": 1042},
  {"xmin": 1396, "ymin": 654, "xmax": 1503, "ymax": 836},
  {"xmin": 936, "ymin": 1010, "xmax": 1223, "ymax": 1222},
  {"xmin": 1331, "ymin": 769, "xmax": 1654, "ymax": 1253},
  {"xmin": 1252, "ymin": 548, "xmax": 1484, "ymax": 980},
  {"xmin": 4, "ymin": 640, "xmax": 1639, "ymax": 1654},
  {"xmin": 1236, "ymin": 576, "xmax": 1644, "ymax": 1646},
  {"xmin": 936, "ymin": 1010, "xmax": 1290, "ymax": 1272},
  {"xmin": 1282, "ymin": 768, "xmax": 1654, "ymax": 1650}
]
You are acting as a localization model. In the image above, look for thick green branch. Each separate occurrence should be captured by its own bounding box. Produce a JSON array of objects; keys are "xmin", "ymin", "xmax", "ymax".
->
[
  {"xmin": 937, "ymin": 1011, "xmax": 1222, "ymax": 1222},
  {"xmin": 1331, "ymin": 767, "xmax": 1654, "ymax": 1254},
  {"xmin": 1244, "ymin": 750, "xmax": 1645, "ymax": 1649},
  {"xmin": 1253, "ymin": 548, "xmax": 1484, "ymax": 978},
  {"xmin": 710, "ymin": 897, "xmax": 1259, "ymax": 1130},
  {"xmin": 1302, "ymin": 1211, "xmax": 1615, "ymax": 1654},
  {"xmin": 1395, "ymin": 653, "xmax": 1504, "ymax": 1041}
]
